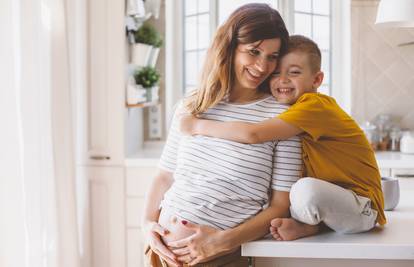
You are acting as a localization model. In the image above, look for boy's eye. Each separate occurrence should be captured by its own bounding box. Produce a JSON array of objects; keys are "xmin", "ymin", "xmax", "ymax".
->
[{"xmin": 289, "ymin": 70, "xmax": 301, "ymax": 75}]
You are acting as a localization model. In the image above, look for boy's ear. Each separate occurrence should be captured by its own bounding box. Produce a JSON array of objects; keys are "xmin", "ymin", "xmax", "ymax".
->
[{"xmin": 312, "ymin": 71, "xmax": 324, "ymax": 90}]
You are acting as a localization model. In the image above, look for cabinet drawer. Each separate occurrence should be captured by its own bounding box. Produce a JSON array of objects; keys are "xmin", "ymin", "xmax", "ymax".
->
[
  {"xmin": 127, "ymin": 228, "xmax": 146, "ymax": 267},
  {"xmin": 127, "ymin": 198, "xmax": 146, "ymax": 227},
  {"xmin": 126, "ymin": 167, "xmax": 158, "ymax": 197},
  {"xmin": 391, "ymin": 168, "xmax": 414, "ymax": 178}
]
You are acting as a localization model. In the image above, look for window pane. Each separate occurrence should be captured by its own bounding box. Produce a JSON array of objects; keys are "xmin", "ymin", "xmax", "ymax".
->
[
  {"xmin": 319, "ymin": 84, "xmax": 330, "ymax": 95},
  {"xmin": 218, "ymin": 0, "xmax": 276, "ymax": 25},
  {"xmin": 185, "ymin": 16, "xmax": 197, "ymax": 50},
  {"xmin": 198, "ymin": 0, "xmax": 209, "ymax": 13},
  {"xmin": 198, "ymin": 49, "xmax": 207, "ymax": 75},
  {"xmin": 294, "ymin": 13, "xmax": 312, "ymax": 37},
  {"xmin": 198, "ymin": 14, "xmax": 210, "ymax": 49},
  {"xmin": 295, "ymin": 0, "xmax": 311, "ymax": 13},
  {"xmin": 185, "ymin": 0, "xmax": 197, "ymax": 15},
  {"xmin": 321, "ymin": 50, "xmax": 330, "ymax": 81},
  {"xmin": 313, "ymin": 15, "xmax": 330, "ymax": 50},
  {"xmin": 185, "ymin": 51, "xmax": 198, "ymax": 86},
  {"xmin": 313, "ymin": 0, "xmax": 330, "ymax": 15}
]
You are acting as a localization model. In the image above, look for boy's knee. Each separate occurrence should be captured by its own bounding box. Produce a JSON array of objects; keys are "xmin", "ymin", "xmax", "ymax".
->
[{"xmin": 290, "ymin": 177, "xmax": 326, "ymax": 208}]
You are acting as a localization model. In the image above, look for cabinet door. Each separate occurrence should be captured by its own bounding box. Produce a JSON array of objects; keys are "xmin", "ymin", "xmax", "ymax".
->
[
  {"xmin": 78, "ymin": 166, "xmax": 126, "ymax": 267},
  {"xmin": 86, "ymin": 0, "xmax": 125, "ymax": 165},
  {"xmin": 125, "ymin": 166, "xmax": 158, "ymax": 267}
]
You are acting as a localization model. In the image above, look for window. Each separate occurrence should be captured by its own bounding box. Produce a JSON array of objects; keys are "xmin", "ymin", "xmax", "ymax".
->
[
  {"xmin": 173, "ymin": 0, "xmax": 350, "ymax": 112},
  {"xmin": 183, "ymin": 0, "xmax": 211, "ymax": 93},
  {"xmin": 183, "ymin": 0, "xmax": 277, "ymax": 94},
  {"xmin": 293, "ymin": 0, "xmax": 331, "ymax": 95}
]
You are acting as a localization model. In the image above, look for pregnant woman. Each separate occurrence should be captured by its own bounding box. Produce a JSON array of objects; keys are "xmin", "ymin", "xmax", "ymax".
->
[{"xmin": 143, "ymin": 4, "xmax": 302, "ymax": 267}]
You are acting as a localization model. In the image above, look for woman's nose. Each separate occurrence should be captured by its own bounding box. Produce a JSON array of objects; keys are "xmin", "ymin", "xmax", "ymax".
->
[{"xmin": 254, "ymin": 57, "xmax": 268, "ymax": 73}]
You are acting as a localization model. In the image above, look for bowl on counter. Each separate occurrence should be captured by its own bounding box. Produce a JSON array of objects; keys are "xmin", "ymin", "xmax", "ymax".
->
[{"xmin": 381, "ymin": 177, "xmax": 400, "ymax": 211}]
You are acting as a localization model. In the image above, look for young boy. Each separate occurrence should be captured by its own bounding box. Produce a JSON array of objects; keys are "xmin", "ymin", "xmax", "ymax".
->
[{"xmin": 180, "ymin": 35, "xmax": 386, "ymax": 241}]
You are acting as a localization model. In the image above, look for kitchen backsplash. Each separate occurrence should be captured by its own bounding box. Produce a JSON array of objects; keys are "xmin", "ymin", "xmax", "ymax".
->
[{"xmin": 351, "ymin": 0, "xmax": 414, "ymax": 129}]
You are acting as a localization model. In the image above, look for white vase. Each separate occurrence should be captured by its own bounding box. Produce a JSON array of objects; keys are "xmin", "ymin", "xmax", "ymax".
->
[
  {"xmin": 131, "ymin": 43, "xmax": 153, "ymax": 66},
  {"xmin": 148, "ymin": 47, "xmax": 160, "ymax": 67},
  {"xmin": 127, "ymin": 83, "xmax": 147, "ymax": 105}
]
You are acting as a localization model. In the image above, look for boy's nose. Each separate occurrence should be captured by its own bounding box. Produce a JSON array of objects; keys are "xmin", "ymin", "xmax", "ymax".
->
[{"xmin": 279, "ymin": 74, "xmax": 289, "ymax": 83}]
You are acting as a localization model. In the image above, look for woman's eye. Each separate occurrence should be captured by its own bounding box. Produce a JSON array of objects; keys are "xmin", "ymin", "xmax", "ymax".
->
[
  {"xmin": 267, "ymin": 55, "xmax": 278, "ymax": 61},
  {"xmin": 248, "ymin": 49, "xmax": 260, "ymax": 56},
  {"xmin": 272, "ymin": 72, "xmax": 280, "ymax": 77}
]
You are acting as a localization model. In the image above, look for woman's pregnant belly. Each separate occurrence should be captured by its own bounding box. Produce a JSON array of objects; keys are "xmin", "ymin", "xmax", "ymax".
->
[{"xmin": 158, "ymin": 208, "xmax": 196, "ymax": 244}]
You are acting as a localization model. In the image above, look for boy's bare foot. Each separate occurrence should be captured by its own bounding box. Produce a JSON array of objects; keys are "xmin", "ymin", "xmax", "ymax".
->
[{"xmin": 270, "ymin": 218, "xmax": 320, "ymax": 241}]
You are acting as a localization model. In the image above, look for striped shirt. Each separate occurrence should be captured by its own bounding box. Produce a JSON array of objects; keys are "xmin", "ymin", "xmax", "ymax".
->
[{"xmin": 159, "ymin": 97, "xmax": 302, "ymax": 230}]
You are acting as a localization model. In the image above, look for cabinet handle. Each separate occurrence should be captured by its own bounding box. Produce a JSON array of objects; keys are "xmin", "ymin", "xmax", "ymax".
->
[
  {"xmin": 90, "ymin": 155, "xmax": 111, "ymax": 160},
  {"xmin": 395, "ymin": 174, "xmax": 414, "ymax": 178}
]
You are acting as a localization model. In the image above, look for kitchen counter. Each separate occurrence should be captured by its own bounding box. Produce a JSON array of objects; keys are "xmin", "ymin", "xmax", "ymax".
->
[
  {"xmin": 242, "ymin": 187, "xmax": 414, "ymax": 261},
  {"xmin": 375, "ymin": 151, "xmax": 414, "ymax": 169}
]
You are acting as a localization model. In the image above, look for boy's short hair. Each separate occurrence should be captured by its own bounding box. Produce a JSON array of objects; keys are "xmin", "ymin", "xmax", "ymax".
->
[{"xmin": 287, "ymin": 35, "xmax": 321, "ymax": 73}]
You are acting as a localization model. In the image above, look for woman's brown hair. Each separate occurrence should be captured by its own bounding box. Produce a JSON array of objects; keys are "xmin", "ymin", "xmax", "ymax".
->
[{"xmin": 184, "ymin": 3, "xmax": 289, "ymax": 115}]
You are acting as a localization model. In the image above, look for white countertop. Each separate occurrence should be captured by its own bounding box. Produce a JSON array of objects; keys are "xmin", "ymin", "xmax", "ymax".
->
[
  {"xmin": 375, "ymin": 151, "xmax": 414, "ymax": 169},
  {"xmin": 125, "ymin": 148, "xmax": 414, "ymax": 169},
  {"xmin": 241, "ymin": 188, "xmax": 414, "ymax": 260}
]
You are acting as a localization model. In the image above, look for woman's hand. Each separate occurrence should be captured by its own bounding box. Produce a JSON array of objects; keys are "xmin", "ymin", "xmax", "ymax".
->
[
  {"xmin": 167, "ymin": 221, "xmax": 232, "ymax": 265},
  {"xmin": 144, "ymin": 221, "xmax": 182, "ymax": 267},
  {"xmin": 179, "ymin": 113, "xmax": 199, "ymax": 136}
]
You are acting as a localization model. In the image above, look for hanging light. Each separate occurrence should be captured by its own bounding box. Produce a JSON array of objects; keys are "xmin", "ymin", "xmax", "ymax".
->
[{"xmin": 375, "ymin": 0, "xmax": 414, "ymax": 27}]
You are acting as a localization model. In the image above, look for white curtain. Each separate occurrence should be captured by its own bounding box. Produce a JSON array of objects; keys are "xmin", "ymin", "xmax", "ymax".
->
[{"xmin": 1, "ymin": 0, "xmax": 81, "ymax": 267}]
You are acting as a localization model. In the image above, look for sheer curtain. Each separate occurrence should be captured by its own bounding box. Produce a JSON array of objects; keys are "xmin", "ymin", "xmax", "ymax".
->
[{"xmin": 1, "ymin": 0, "xmax": 82, "ymax": 267}]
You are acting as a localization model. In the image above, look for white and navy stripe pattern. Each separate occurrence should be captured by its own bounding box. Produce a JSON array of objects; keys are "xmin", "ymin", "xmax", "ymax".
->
[{"xmin": 159, "ymin": 97, "xmax": 302, "ymax": 230}]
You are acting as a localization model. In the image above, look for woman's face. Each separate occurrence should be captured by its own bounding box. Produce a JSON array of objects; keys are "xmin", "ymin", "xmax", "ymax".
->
[{"xmin": 233, "ymin": 38, "xmax": 281, "ymax": 93}]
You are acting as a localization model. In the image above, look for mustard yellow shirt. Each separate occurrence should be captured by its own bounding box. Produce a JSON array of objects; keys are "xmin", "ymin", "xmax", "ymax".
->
[{"xmin": 278, "ymin": 93, "xmax": 386, "ymax": 225}]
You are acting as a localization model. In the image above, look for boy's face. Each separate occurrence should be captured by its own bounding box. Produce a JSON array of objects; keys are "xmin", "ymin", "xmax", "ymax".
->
[{"xmin": 270, "ymin": 51, "xmax": 323, "ymax": 104}]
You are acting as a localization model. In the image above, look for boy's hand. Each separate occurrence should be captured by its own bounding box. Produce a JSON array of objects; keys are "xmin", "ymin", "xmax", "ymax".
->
[{"xmin": 179, "ymin": 113, "xmax": 198, "ymax": 135}]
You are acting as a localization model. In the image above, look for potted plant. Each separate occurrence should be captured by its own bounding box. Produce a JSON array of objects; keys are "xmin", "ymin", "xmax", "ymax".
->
[
  {"xmin": 133, "ymin": 66, "xmax": 160, "ymax": 102},
  {"xmin": 131, "ymin": 22, "xmax": 162, "ymax": 66}
]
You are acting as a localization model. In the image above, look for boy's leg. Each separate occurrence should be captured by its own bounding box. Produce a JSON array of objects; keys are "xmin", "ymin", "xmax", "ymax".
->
[{"xmin": 288, "ymin": 177, "xmax": 378, "ymax": 234}]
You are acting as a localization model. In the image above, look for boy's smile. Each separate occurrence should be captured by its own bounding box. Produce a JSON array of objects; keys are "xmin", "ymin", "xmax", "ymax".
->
[{"xmin": 270, "ymin": 51, "xmax": 324, "ymax": 104}]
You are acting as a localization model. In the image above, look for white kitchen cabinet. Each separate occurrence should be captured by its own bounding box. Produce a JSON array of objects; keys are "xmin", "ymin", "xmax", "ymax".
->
[
  {"xmin": 77, "ymin": 166, "xmax": 126, "ymax": 267},
  {"xmin": 83, "ymin": 0, "xmax": 125, "ymax": 166},
  {"xmin": 127, "ymin": 228, "xmax": 146, "ymax": 267},
  {"xmin": 125, "ymin": 166, "xmax": 158, "ymax": 267},
  {"xmin": 75, "ymin": 0, "xmax": 126, "ymax": 267}
]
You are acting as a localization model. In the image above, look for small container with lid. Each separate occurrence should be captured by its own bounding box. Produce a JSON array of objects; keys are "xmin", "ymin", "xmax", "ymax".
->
[{"xmin": 361, "ymin": 121, "xmax": 379, "ymax": 150}]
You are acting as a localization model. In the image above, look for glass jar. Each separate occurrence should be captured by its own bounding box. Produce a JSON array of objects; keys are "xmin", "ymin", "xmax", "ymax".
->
[{"xmin": 361, "ymin": 121, "xmax": 379, "ymax": 150}]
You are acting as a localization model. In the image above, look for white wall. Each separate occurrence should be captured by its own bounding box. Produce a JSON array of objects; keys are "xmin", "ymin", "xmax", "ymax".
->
[{"xmin": 351, "ymin": 0, "xmax": 414, "ymax": 128}]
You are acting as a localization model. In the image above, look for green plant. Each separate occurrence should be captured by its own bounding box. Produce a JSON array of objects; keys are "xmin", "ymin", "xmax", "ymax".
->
[
  {"xmin": 134, "ymin": 66, "xmax": 160, "ymax": 88},
  {"xmin": 133, "ymin": 23, "xmax": 163, "ymax": 47}
]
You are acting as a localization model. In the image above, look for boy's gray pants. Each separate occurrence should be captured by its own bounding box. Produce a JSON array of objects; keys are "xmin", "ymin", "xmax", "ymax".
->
[{"xmin": 289, "ymin": 177, "xmax": 378, "ymax": 234}]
